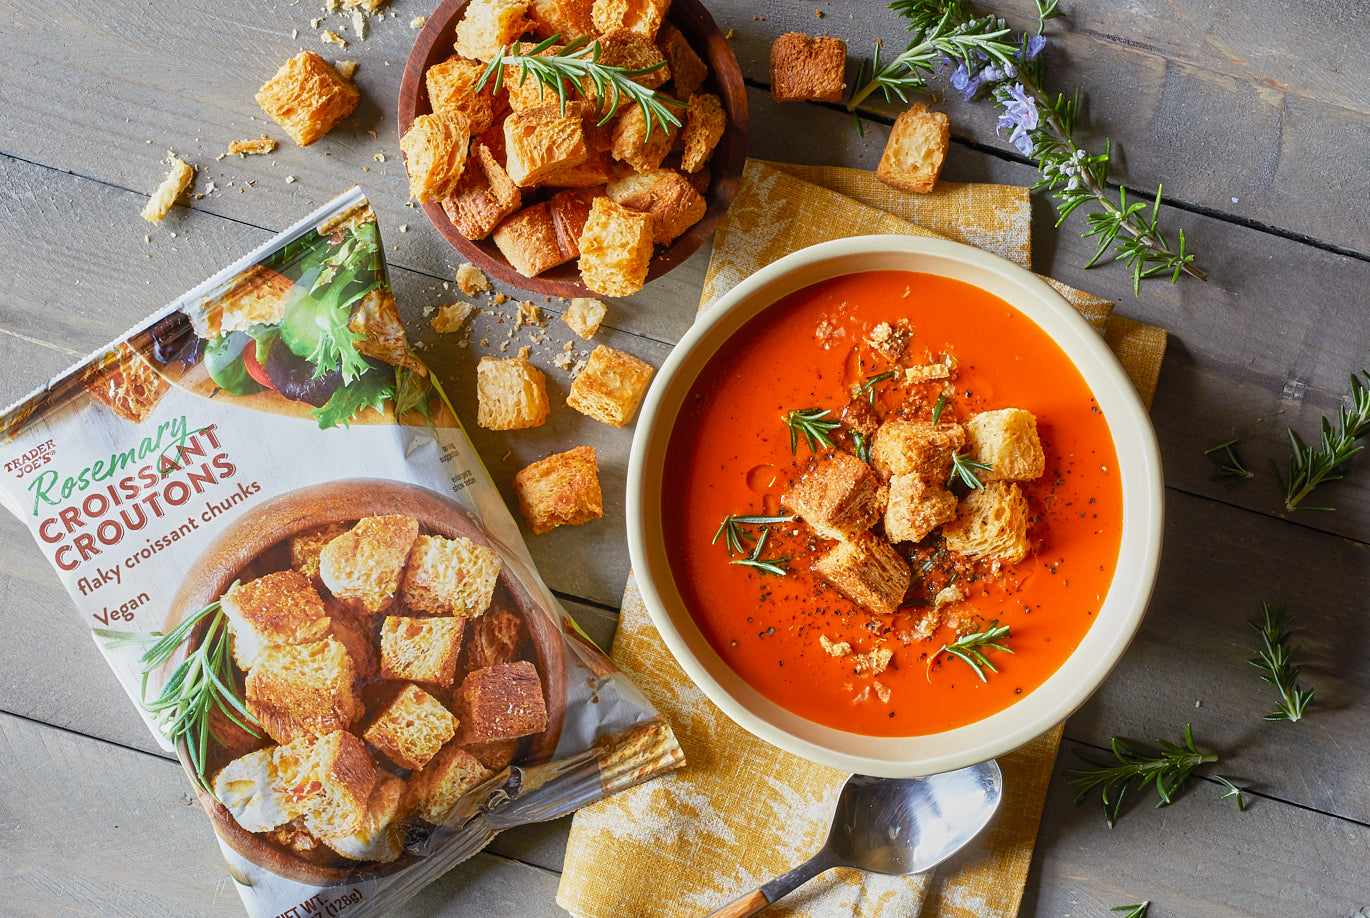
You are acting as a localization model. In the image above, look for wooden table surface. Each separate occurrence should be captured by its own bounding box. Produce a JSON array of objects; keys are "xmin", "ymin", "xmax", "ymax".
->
[{"xmin": 2, "ymin": 1, "xmax": 1368, "ymax": 916}]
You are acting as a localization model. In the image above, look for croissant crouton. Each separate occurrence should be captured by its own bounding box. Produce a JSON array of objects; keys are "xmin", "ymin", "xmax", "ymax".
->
[
  {"xmin": 456, "ymin": 263, "xmax": 493, "ymax": 294},
  {"xmin": 80, "ymin": 342, "xmax": 170, "ymax": 424},
  {"xmin": 442, "ymin": 142, "xmax": 523, "ymax": 240},
  {"xmin": 680, "ymin": 91, "xmax": 725, "ymax": 173},
  {"xmin": 870, "ymin": 419, "xmax": 967, "ymax": 482},
  {"xmin": 491, "ymin": 202, "xmax": 570, "ymax": 276},
  {"xmin": 657, "ymin": 23, "xmax": 707, "ymax": 98},
  {"xmin": 566, "ymin": 345, "xmax": 655, "ymax": 427},
  {"xmin": 319, "ymin": 514, "xmax": 421, "ymax": 613},
  {"xmin": 598, "ymin": 30, "xmax": 671, "ymax": 89},
  {"xmin": 256, "ymin": 51, "xmax": 360, "ymax": 146},
  {"xmin": 813, "ymin": 534, "xmax": 910, "ymax": 617},
  {"xmin": 246, "ymin": 637, "xmax": 362, "ymax": 744},
  {"xmin": 323, "ymin": 773, "xmax": 407, "ymax": 862},
  {"xmin": 540, "ymin": 150, "xmax": 616, "ymax": 188},
  {"xmin": 453, "ymin": 661, "xmax": 548, "ymax": 744},
  {"xmin": 782, "ymin": 451, "xmax": 886, "ymax": 542},
  {"xmin": 964, "ymin": 408, "xmax": 1045, "ymax": 482},
  {"xmin": 221, "ymin": 570, "xmax": 332, "ymax": 672},
  {"xmin": 591, "ymin": 0, "xmax": 670, "ymax": 42},
  {"xmin": 576, "ymin": 197, "xmax": 654, "ymax": 296},
  {"xmin": 276, "ymin": 731, "xmax": 376, "ymax": 841},
  {"xmin": 380, "ymin": 615, "xmax": 467, "ymax": 685},
  {"xmin": 513, "ymin": 445, "xmax": 604, "ymax": 533},
  {"xmin": 327, "ymin": 602, "xmax": 379, "ymax": 681},
  {"xmin": 876, "ymin": 103, "xmax": 951, "ymax": 194},
  {"xmin": 562, "ymin": 297, "xmax": 606, "ymax": 339},
  {"xmin": 400, "ymin": 112, "xmax": 472, "ymax": 203},
  {"xmin": 405, "ymin": 744, "xmax": 496, "ymax": 824},
  {"xmin": 528, "ymin": 0, "xmax": 595, "ymax": 40},
  {"xmin": 769, "ymin": 32, "xmax": 846, "ymax": 103},
  {"xmin": 426, "ymin": 55, "xmax": 497, "ymax": 134},
  {"xmin": 454, "ymin": 0, "xmax": 532, "ymax": 62},
  {"xmin": 401, "ymin": 533, "xmax": 502, "ymax": 616},
  {"xmin": 348, "ymin": 288, "xmax": 424, "ymax": 373},
  {"xmin": 503, "ymin": 103, "xmax": 590, "ymax": 187},
  {"xmin": 287, "ymin": 522, "xmax": 349, "ymax": 585},
  {"xmin": 213, "ymin": 748, "xmax": 296, "ymax": 833},
  {"xmin": 610, "ymin": 103, "xmax": 678, "ymax": 173},
  {"xmin": 476, "ymin": 356, "xmax": 551, "ymax": 429},
  {"xmin": 466, "ymin": 608, "xmax": 527, "ymax": 669},
  {"xmin": 606, "ymin": 168, "xmax": 705, "ymax": 244},
  {"xmin": 141, "ymin": 156, "xmax": 195, "ymax": 222},
  {"xmin": 884, "ymin": 474, "xmax": 959, "ymax": 544},
  {"xmin": 548, "ymin": 187, "xmax": 602, "ymax": 259},
  {"xmin": 943, "ymin": 480, "xmax": 1030, "ymax": 563},
  {"xmin": 364, "ymin": 683, "xmax": 458, "ymax": 771}
]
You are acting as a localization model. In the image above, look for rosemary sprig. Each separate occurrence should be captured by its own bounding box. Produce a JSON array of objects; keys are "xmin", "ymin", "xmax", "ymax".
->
[
  {"xmin": 728, "ymin": 529, "xmax": 791, "ymax": 576},
  {"xmin": 1110, "ymin": 905, "xmax": 1150, "ymax": 918},
  {"xmin": 785, "ymin": 407, "xmax": 842, "ymax": 455},
  {"xmin": 1068, "ymin": 724, "xmax": 1216, "ymax": 827},
  {"xmin": 478, "ymin": 34, "xmax": 686, "ymax": 140},
  {"xmin": 856, "ymin": 370, "xmax": 898, "ymax": 406},
  {"xmin": 850, "ymin": 0, "xmax": 1203, "ymax": 293},
  {"xmin": 931, "ymin": 391, "xmax": 949, "ymax": 424},
  {"xmin": 1204, "ymin": 437, "xmax": 1254, "ymax": 489},
  {"xmin": 1215, "ymin": 775, "xmax": 1247, "ymax": 812},
  {"xmin": 851, "ymin": 429, "xmax": 873, "ymax": 463},
  {"xmin": 712, "ymin": 513, "xmax": 794, "ymax": 557},
  {"xmin": 94, "ymin": 593, "xmax": 260, "ymax": 791},
  {"xmin": 1274, "ymin": 369, "xmax": 1370, "ymax": 511},
  {"xmin": 933, "ymin": 621, "xmax": 1012, "ymax": 681},
  {"xmin": 1249, "ymin": 602, "xmax": 1314, "ymax": 723},
  {"xmin": 948, "ymin": 451, "xmax": 992, "ymax": 489}
]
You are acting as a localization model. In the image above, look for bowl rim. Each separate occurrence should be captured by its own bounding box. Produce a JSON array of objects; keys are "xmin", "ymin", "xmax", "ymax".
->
[
  {"xmin": 396, "ymin": 0, "xmax": 750, "ymax": 297},
  {"xmin": 626, "ymin": 234, "xmax": 1164, "ymax": 777}
]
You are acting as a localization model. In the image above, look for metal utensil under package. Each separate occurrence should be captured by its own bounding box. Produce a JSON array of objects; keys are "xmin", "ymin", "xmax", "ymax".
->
[{"xmin": 704, "ymin": 760, "xmax": 1004, "ymax": 918}]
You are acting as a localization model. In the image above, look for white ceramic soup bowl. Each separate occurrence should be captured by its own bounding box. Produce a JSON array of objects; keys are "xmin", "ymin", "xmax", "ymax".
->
[{"xmin": 626, "ymin": 234, "xmax": 1164, "ymax": 777}]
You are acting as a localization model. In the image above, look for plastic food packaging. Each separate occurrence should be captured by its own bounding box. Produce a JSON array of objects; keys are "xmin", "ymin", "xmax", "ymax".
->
[{"xmin": 0, "ymin": 187, "xmax": 682, "ymax": 917}]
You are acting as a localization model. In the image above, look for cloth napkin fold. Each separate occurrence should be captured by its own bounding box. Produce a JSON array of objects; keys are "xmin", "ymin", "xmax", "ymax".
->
[{"xmin": 556, "ymin": 160, "xmax": 1166, "ymax": 918}]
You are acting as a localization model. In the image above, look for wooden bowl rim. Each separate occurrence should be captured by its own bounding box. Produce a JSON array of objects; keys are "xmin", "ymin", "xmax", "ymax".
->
[
  {"xmin": 396, "ymin": 0, "xmax": 750, "ymax": 297},
  {"xmin": 168, "ymin": 478, "xmax": 568, "ymax": 885}
]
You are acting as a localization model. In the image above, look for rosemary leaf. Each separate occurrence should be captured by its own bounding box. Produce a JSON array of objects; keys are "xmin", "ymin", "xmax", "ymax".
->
[
  {"xmin": 1275, "ymin": 369, "xmax": 1370, "ymax": 511},
  {"xmin": 1215, "ymin": 775, "xmax": 1247, "ymax": 812},
  {"xmin": 932, "ymin": 391, "xmax": 949, "ymax": 424},
  {"xmin": 1249, "ymin": 602, "xmax": 1314, "ymax": 723},
  {"xmin": 728, "ymin": 529, "xmax": 791, "ymax": 576},
  {"xmin": 478, "ymin": 36, "xmax": 686, "ymax": 141},
  {"xmin": 713, "ymin": 513, "xmax": 793, "ymax": 557},
  {"xmin": 1068, "ymin": 724, "xmax": 1217, "ymax": 827},
  {"xmin": 1110, "ymin": 905, "xmax": 1150, "ymax": 918},
  {"xmin": 785, "ymin": 407, "xmax": 841, "ymax": 455},
  {"xmin": 948, "ymin": 451, "xmax": 992, "ymax": 489},
  {"xmin": 1203, "ymin": 437, "xmax": 1254, "ymax": 489},
  {"xmin": 933, "ymin": 621, "xmax": 1012, "ymax": 681}
]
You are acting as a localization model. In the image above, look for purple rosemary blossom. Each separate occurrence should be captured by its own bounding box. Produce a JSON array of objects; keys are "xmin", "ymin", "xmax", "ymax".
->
[
  {"xmin": 1021, "ymin": 33, "xmax": 1046, "ymax": 62},
  {"xmin": 997, "ymin": 82, "xmax": 1039, "ymax": 155},
  {"xmin": 949, "ymin": 62, "xmax": 987, "ymax": 100}
]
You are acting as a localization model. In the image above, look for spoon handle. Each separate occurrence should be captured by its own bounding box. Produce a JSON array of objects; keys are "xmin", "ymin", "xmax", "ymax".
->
[{"xmin": 703, "ymin": 849, "xmax": 839, "ymax": 918}]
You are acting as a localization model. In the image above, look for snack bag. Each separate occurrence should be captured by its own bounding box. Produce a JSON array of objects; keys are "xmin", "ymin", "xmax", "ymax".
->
[{"xmin": 0, "ymin": 188, "xmax": 682, "ymax": 918}]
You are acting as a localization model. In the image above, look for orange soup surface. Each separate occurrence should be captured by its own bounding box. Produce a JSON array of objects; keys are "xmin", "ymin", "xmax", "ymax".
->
[{"xmin": 662, "ymin": 271, "xmax": 1123, "ymax": 736}]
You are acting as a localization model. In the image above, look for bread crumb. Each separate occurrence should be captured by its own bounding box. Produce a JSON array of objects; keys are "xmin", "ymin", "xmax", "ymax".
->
[
  {"xmin": 516, "ymin": 301, "xmax": 543, "ymax": 328},
  {"xmin": 518, "ymin": 345, "xmax": 531, "ymax": 360},
  {"xmin": 933, "ymin": 583, "xmax": 965, "ymax": 609},
  {"xmin": 227, "ymin": 135, "xmax": 277, "ymax": 156},
  {"xmin": 851, "ymin": 646, "xmax": 893, "ymax": 676},
  {"xmin": 492, "ymin": 292, "xmax": 507, "ymax": 305},
  {"xmin": 553, "ymin": 350, "xmax": 576, "ymax": 370},
  {"xmin": 285, "ymin": 175, "xmax": 297, "ymax": 183},
  {"xmin": 322, "ymin": 29, "xmax": 347, "ymax": 46},
  {"xmin": 311, "ymin": 17, "xmax": 322, "ymax": 27},
  {"xmin": 352, "ymin": 10, "xmax": 366, "ymax": 38},
  {"xmin": 336, "ymin": 60, "xmax": 358, "ymax": 79},
  {"xmin": 432, "ymin": 301, "xmax": 475, "ymax": 334},
  {"xmin": 562, "ymin": 297, "xmax": 606, "ymax": 340},
  {"xmin": 410, "ymin": 15, "xmax": 427, "ymax": 27},
  {"xmin": 374, "ymin": 152, "xmax": 386, "ymax": 162},
  {"xmin": 455, "ymin": 263, "xmax": 491, "ymax": 295},
  {"xmin": 819, "ymin": 635, "xmax": 851, "ymax": 657},
  {"xmin": 141, "ymin": 155, "xmax": 195, "ymax": 222},
  {"xmin": 872, "ymin": 680, "xmax": 891, "ymax": 703}
]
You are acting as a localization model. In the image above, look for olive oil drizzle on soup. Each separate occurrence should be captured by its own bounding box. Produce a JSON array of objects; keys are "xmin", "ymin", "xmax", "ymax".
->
[{"xmin": 662, "ymin": 271, "xmax": 1123, "ymax": 736}]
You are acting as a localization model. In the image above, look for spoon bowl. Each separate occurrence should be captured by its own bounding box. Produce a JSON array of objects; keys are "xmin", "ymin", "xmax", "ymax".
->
[{"xmin": 706, "ymin": 760, "xmax": 1003, "ymax": 917}]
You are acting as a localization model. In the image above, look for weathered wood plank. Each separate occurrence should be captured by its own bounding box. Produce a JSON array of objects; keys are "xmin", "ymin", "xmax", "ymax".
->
[
  {"xmin": 0, "ymin": 709, "xmax": 573, "ymax": 918},
  {"xmin": 729, "ymin": 0, "xmax": 1370, "ymax": 252},
  {"xmin": 1022, "ymin": 737, "xmax": 1370, "ymax": 918}
]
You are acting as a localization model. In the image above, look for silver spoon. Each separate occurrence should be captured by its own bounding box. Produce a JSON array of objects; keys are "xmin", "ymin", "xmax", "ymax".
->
[{"xmin": 704, "ymin": 760, "xmax": 1004, "ymax": 918}]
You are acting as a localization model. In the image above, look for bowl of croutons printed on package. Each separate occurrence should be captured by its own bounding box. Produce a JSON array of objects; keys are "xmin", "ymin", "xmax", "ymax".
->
[
  {"xmin": 166, "ymin": 479, "xmax": 567, "ymax": 884},
  {"xmin": 398, "ymin": 0, "xmax": 747, "ymax": 298}
]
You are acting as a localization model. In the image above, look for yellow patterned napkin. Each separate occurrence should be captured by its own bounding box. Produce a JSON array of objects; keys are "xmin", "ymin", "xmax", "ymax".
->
[{"xmin": 556, "ymin": 160, "xmax": 1166, "ymax": 918}]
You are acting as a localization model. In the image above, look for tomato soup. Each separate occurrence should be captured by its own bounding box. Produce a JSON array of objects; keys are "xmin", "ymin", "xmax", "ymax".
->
[{"xmin": 661, "ymin": 270, "xmax": 1123, "ymax": 736}]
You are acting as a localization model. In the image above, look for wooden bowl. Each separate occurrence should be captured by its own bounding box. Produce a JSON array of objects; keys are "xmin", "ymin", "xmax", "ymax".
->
[
  {"xmin": 398, "ymin": 0, "xmax": 749, "ymax": 296},
  {"xmin": 167, "ymin": 478, "xmax": 568, "ymax": 885}
]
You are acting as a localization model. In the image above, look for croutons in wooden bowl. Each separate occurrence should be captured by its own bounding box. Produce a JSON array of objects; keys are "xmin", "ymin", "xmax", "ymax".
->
[
  {"xmin": 165, "ymin": 479, "xmax": 568, "ymax": 885},
  {"xmin": 399, "ymin": 0, "xmax": 748, "ymax": 297}
]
